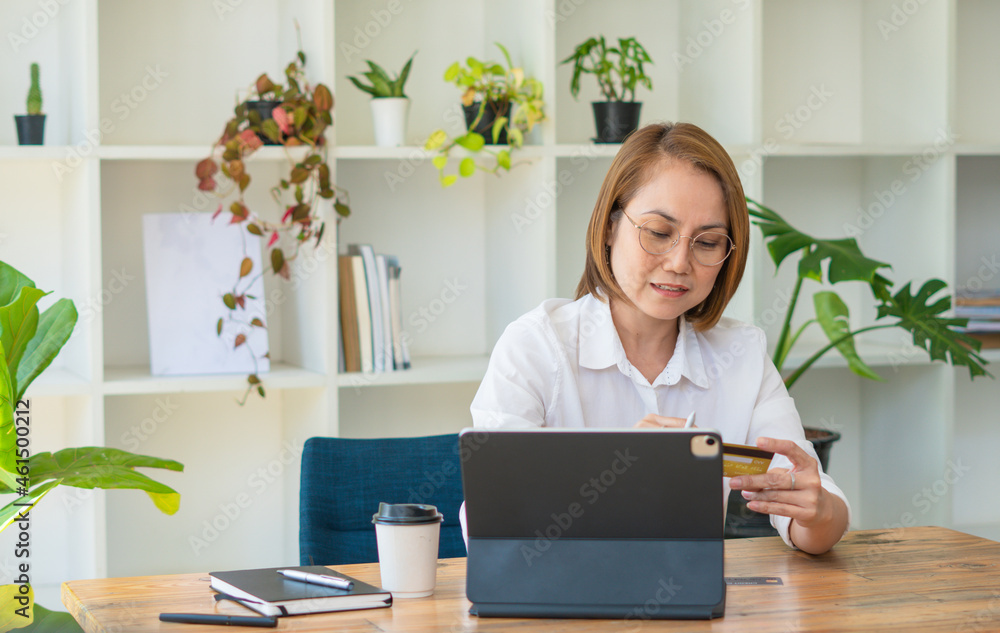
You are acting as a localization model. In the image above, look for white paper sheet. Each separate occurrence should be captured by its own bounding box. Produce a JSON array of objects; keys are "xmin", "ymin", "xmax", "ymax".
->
[{"xmin": 142, "ymin": 212, "xmax": 270, "ymax": 376}]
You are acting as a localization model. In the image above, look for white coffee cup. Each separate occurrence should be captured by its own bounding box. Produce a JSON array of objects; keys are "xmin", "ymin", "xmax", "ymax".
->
[{"xmin": 372, "ymin": 503, "xmax": 443, "ymax": 598}]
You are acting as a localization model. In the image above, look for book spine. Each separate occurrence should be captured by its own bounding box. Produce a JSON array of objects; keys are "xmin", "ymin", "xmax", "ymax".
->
[
  {"xmin": 955, "ymin": 306, "xmax": 1000, "ymax": 319},
  {"xmin": 338, "ymin": 256, "xmax": 361, "ymax": 373},
  {"xmin": 350, "ymin": 255, "xmax": 374, "ymax": 373},
  {"xmin": 375, "ymin": 254, "xmax": 394, "ymax": 372},
  {"xmin": 360, "ymin": 246, "xmax": 385, "ymax": 372},
  {"xmin": 387, "ymin": 259, "xmax": 409, "ymax": 370}
]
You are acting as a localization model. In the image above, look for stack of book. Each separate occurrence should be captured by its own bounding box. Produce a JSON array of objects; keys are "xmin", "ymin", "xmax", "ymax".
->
[
  {"xmin": 339, "ymin": 244, "xmax": 411, "ymax": 373},
  {"xmin": 956, "ymin": 291, "xmax": 1000, "ymax": 349}
]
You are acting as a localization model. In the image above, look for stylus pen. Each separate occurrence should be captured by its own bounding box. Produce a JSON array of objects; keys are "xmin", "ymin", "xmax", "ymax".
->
[
  {"xmin": 159, "ymin": 613, "xmax": 278, "ymax": 627},
  {"xmin": 684, "ymin": 411, "xmax": 696, "ymax": 428},
  {"xmin": 277, "ymin": 568, "xmax": 354, "ymax": 590}
]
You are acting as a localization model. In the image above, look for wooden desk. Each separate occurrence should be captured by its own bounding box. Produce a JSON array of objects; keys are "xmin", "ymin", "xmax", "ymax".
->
[{"xmin": 63, "ymin": 527, "xmax": 1000, "ymax": 632}]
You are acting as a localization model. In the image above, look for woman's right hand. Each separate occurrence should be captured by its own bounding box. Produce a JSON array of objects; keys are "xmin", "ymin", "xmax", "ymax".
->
[{"xmin": 634, "ymin": 414, "xmax": 689, "ymax": 429}]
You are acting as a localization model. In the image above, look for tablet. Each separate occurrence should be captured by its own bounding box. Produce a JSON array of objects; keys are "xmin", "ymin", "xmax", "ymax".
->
[{"xmin": 460, "ymin": 427, "xmax": 725, "ymax": 620}]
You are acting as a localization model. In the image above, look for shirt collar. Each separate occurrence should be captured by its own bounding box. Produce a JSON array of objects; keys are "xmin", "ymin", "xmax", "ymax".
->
[
  {"xmin": 578, "ymin": 294, "xmax": 619, "ymax": 370},
  {"xmin": 578, "ymin": 294, "xmax": 710, "ymax": 389},
  {"xmin": 672, "ymin": 315, "xmax": 710, "ymax": 389}
]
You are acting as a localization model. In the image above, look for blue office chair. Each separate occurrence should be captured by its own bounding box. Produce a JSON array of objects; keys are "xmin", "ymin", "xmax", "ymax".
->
[{"xmin": 299, "ymin": 434, "xmax": 467, "ymax": 566}]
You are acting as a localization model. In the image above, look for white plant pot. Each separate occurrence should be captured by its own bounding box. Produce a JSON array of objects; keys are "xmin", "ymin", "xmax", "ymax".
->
[{"xmin": 370, "ymin": 97, "xmax": 410, "ymax": 147}]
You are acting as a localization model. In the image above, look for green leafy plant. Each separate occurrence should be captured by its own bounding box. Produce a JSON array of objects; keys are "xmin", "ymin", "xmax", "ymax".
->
[
  {"xmin": 747, "ymin": 198, "xmax": 990, "ymax": 389},
  {"xmin": 424, "ymin": 42, "xmax": 545, "ymax": 187},
  {"xmin": 347, "ymin": 52, "xmax": 415, "ymax": 98},
  {"xmin": 560, "ymin": 36, "xmax": 653, "ymax": 102},
  {"xmin": 195, "ymin": 41, "xmax": 349, "ymax": 403},
  {"xmin": 25, "ymin": 63, "xmax": 42, "ymax": 115},
  {"xmin": 0, "ymin": 260, "xmax": 182, "ymax": 625}
]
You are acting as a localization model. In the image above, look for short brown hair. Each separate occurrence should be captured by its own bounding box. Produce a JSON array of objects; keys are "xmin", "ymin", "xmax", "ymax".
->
[{"xmin": 575, "ymin": 122, "xmax": 749, "ymax": 331}]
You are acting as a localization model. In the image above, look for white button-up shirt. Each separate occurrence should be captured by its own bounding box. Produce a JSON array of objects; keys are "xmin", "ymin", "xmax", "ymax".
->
[{"xmin": 470, "ymin": 293, "xmax": 851, "ymax": 547}]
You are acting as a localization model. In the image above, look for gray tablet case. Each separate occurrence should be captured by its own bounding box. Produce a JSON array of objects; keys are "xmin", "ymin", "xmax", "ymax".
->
[{"xmin": 460, "ymin": 428, "xmax": 725, "ymax": 619}]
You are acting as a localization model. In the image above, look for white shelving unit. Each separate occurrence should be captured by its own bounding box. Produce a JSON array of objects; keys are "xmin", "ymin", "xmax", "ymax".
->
[{"xmin": 1, "ymin": 0, "xmax": 998, "ymax": 603}]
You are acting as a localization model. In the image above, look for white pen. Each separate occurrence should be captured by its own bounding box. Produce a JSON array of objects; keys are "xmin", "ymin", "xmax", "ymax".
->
[
  {"xmin": 276, "ymin": 569, "xmax": 353, "ymax": 591},
  {"xmin": 684, "ymin": 411, "xmax": 696, "ymax": 428}
]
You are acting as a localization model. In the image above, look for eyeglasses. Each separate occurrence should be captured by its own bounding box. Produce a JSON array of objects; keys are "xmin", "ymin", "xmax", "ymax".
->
[{"xmin": 621, "ymin": 212, "xmax": 735, "ymax": 266}]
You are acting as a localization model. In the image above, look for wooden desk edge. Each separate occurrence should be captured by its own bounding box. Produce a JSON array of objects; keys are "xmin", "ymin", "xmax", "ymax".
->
[{"xmin": 61, "ymin": 582, "xmax": 99, "ymax": 633}]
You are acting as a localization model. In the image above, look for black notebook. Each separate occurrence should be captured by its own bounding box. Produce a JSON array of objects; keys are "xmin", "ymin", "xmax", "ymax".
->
[{"xmin": 209, "ymin": 565, "xmax": 392, "ymax": 617}]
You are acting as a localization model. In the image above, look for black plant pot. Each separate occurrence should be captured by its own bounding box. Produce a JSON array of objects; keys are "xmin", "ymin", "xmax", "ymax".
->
[
  {"xmin": 463, "ymin": 100, "xmax": 509, "ymax": 145},
  {"xmin": 591, "ymin": 101, "xmax": 642, "ymax": 144},
  {"xmin": 724, "ymin": 427, "xmax": 841, "ymax": 539},
  {"xmin": 246, "ymin": 100, "xmax": 283, "ymax": 145},
  {"xmin": 805, "ymin": 427, "xmax": 841, "ymax": 472},
  {"xmin": 14, "ymin": 114, "xmax": 45, "ymax": 145}
]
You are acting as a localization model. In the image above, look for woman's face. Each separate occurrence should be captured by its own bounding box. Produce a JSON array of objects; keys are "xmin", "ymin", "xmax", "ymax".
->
[{"xmin": 608, "ymin": 159, "xmax": 729, "ymax": 328}]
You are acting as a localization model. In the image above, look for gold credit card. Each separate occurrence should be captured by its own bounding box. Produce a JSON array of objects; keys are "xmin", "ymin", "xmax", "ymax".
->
[{"xmin": 722, "ymin": 443, "xmax": 774, "ymax": 478}]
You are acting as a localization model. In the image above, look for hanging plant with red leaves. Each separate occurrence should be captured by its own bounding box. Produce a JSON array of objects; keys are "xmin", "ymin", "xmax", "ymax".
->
[{"xmin": 195, "ymin": 35, "xmax": 350, "ymax": 404}]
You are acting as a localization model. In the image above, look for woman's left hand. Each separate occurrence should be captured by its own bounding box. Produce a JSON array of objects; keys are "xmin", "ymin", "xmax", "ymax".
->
[{"xmin": 728, "ymin": 437, "xmax": 833, "ymax": 531}]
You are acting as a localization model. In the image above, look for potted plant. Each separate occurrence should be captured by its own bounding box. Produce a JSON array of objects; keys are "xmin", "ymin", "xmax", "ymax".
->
[
  {"xmin": 347, "ymin": 52, "xmax": 416, "ymax": 147},
  {"xmin": 749, "ymin": 198, "xmax": 989, "ymax": 386},
  {"xmin": 424, "ymin": 42, "xmax": 545, "ymax": 187},
  {"xmin": 14, "ymin": 63, "xmax": 45, "ymax": 145},
  {"xmin": 725, "ymin": 199, "xmax": 991, "ymax": 538},
  {"xmin": 0, "ymin": 261, "xmax": 183, "ymax": 627},
  {"xmin": 195, "ymin": 43, "xmax": 350, "ymax": 404},
  {"xmin": 560, "ymin": 36, "xmax": 653, "ymax": 143},
  {"xmin": 244, "ymin": 73, "xmax": 285, "ymax": 146}
]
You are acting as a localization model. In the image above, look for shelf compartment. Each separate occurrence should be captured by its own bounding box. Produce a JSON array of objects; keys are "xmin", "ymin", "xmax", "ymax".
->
[
  {"xmin": 757, "ymin": 155, "xmax": 952, "ymax": 352},
  {"xmin": 335, "ymin": 159, "xmax": 491, "ymax": 356},
  {"xmin": 955, "ymin": 156, "xmax": 1000, "ymax": 295},
  {"xmin": 97, "ymin": 0, "xmax": 328, "ymax": 146},
  {"xmin": 553, "ymin": 0, "xmax": 755, "ymax": 145},
  {"xmin": 333, "ymin": 0, "xmax": 549, "ymax": 148},
  {"xmin": 554, "ymin": 0, "xmax": 678, "ymax": 145},
  {"xmin": 103, "ymin": 390, "xmax": 295, "ymax": 577},
  {"xmin": 0, "ymin": 0, "xmax": 92, "ymax": 147},
  {"xmin": 953, "ymin": 368, "xmax": 1000, "ymax": 530},
  {"xmin": 762, "ymin": 0, "xmax": 948, "ymax": 146},
  {"xmin": 0, "ymin": 158, "xmax": 97, "ymax": 383},
  {"xmin": 338, "ymin": 382, "xmax": 479, "ymax": 438},
  {"xmin": 100, "ymin": 159, "xmax": 330, "ymax": 376},
  {"xmin": 858, "ymin": 365, "xmax": 953, "ymax": 529},
  {"xmin": 555, "ymin": 155, "xmax": 614, "ymax": 299},
  {"xmin": 333, "ymin": 0, "xmax": 487, "ymax": 147},
  {"xmin": 955, "ymin": 1, "xmax": 1000, "ymax": 144}
]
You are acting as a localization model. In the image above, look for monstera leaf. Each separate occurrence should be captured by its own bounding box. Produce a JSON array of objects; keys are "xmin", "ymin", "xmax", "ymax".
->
[
  {"xmin": 746, "ymin": 198, "xmax": 991, "ymax": 389},
  {"xmin": 813, "ymin": 292, "xmax": 883, "ymax": 382},
  {"xmin": 876, "ymin": 279, "xmax": 988, "ymax": 379},
  {"xmin": 748, "ymin": 199, "xmax": 890, "ymax": 284}
]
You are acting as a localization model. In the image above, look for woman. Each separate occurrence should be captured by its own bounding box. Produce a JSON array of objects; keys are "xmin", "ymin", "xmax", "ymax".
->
[{"xmin": 470, "ymin": 122, "xmax": 850, "ymax": 554}]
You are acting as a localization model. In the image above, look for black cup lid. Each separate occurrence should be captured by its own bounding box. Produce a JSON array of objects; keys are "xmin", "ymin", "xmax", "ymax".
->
[{"xmin": 372, "ymin": 502, "xmax": 443, "ymax": 525}]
